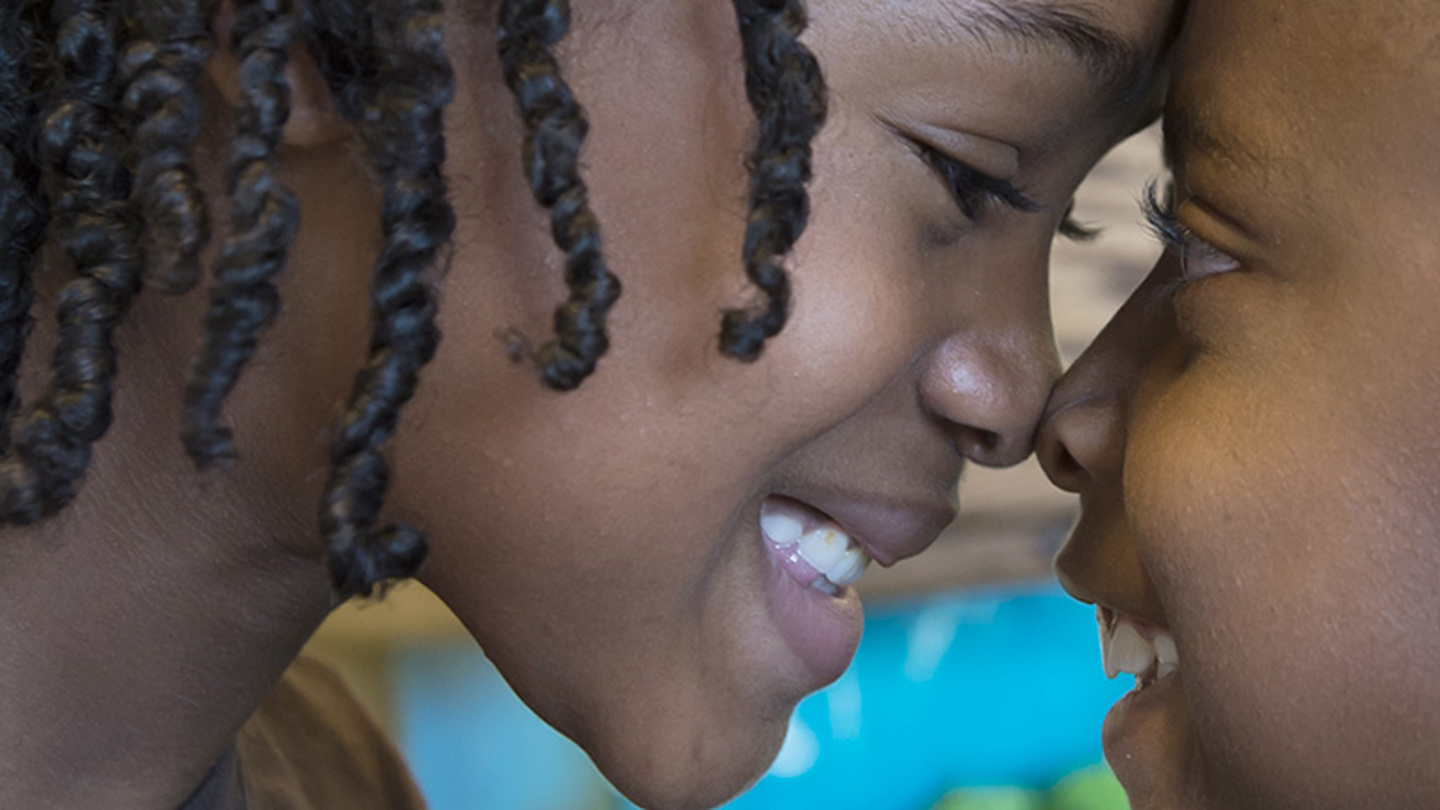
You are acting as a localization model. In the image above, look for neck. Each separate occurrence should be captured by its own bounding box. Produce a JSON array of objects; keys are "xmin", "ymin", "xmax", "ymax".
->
[
  {"xmin": 0, "ymin": 84, "xmax": 380, "ymax": 807},
  {"xmin": 0, "ymin": 443, "xmax": 332, "ymax": 808}
]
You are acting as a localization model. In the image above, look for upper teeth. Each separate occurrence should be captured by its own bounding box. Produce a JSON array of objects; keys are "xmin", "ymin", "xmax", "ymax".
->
[
  {"xmin": 760, "ymin": 508, "xmax": 871, "ymax": 589},
  {"xmin": 1099, "ymin": 608, "xmax": 1180, "ymax": 684}
]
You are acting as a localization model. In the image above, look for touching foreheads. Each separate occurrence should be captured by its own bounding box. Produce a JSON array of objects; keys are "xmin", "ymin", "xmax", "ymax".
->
[{"xmin": 0, "ymin": 0, "xmax": 827, "ymax": 597}]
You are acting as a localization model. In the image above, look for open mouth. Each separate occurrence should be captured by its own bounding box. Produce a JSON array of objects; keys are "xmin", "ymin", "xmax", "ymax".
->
[
  {"xmin": 760, "ymin": 496, "xmax": 873, "ymax": 596},
  {"xmin": 1098, "ymin": 605, "xmax": 1180, "ymax": 694},
  {"xmin": 753, "ymin": 489, "xmax": 949, "ymax": 684},
  {"xmin": 1094, "ymin": 604, "xmax": 1192, "ymax": 808}
]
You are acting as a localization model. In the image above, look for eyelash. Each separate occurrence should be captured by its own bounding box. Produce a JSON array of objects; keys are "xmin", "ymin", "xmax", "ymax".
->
[
  {"xmin": 911, "ymin": 142, "xmax": 1093, "ymax": 243},
  {"xmin": 1142, "ymin": 180, "xmax": 1242, "ymax": 289},
  {"xmin": 912, "ymin": 141, "xmax": 1039, "ymax": 221}
]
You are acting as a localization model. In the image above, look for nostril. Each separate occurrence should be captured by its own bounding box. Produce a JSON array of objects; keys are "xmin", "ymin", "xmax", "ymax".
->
[
  {"xmin": 954, "ymin": 425, "xmax": 1028, "ymax": 469},
  {"xmin": 1037, "ymin": 410, "xmax": 1096, "ymax": 493},
  {"xmin": 1036, "ymin": 432, "xmax": 1084, "ymax": 492},
  {"xmin": 1055, "ymin": 444, "xmax": 1082, "ymax": 480},
  {"xmin": 975, "ymin": 429, "xmax": 1000, "ymax": 455}
]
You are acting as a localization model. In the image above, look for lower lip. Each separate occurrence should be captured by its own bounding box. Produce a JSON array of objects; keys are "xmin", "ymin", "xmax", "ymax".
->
[
  {"xmin": 1102, "ymin": 669, "xmax": 1186, "ymax": 801},
  {"xmin": 760, "ymin": 536, "xmax": 863, "ymax": 685}
]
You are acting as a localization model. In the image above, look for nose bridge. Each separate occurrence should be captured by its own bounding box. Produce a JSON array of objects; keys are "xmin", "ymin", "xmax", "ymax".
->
[{"xmin": 918, "ymin": 269, "xmax": 1061, "ymax": 468}]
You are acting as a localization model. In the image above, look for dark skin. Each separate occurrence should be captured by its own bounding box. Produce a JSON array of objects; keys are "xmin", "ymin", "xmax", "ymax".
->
[
  {"xmin": 0, "ymin": 1, "xmax": 1177, "ymax": 807},
  {"xmin": 0, "ymin": 64, "xmax": 376, "ymax": 809},
  {"xmin": 1041, "ymin": 1, "xmax": 1440, "ymax": 807}
]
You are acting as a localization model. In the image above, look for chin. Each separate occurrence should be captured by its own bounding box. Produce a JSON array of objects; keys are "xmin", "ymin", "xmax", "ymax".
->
[{"xmin": 584, "ymin": 708, "xmax": 789, "ymax": 810}]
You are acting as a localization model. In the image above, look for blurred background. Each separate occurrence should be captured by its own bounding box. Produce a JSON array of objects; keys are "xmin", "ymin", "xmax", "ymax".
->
[{"xmin": 303, "ymin": 127, "xmax": 1166, "ymax": 810}]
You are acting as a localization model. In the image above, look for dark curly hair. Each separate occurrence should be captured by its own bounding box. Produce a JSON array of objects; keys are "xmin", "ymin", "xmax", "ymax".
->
[
  {"xmin": 497, "ymin": 0, "xmax": 620, "ymax": 391},
  {"xmin": 3, "ymin": 0, "xmax": 141, "ymax": 523},
  {"xmin": 0, "ymin": 0, "xmax": 829, "ymax": 597},
  {"xmin": 182, "ymin": 0, "xmax": 300, "ymax": 469},
  {"xmin": 119, "ymin": 0, "xmax": 218, "ymax": 295},
  {"xmin": 722, "ymin": 0, "xmax": 827, "ymax": 361},
  {"xmin": 0, "ymin": 0, "xmax": 48, "ymax": 454}
]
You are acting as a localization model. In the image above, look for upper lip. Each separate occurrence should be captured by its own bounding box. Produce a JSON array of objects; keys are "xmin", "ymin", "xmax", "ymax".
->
[
  {"xmin": 1093, "ymin": 598, "xmax": 1170, "ymax": 636},
  {"xmin": 1099, "ymin": 604, "xmax": 1170, "ymax": 638},
  {"xmin": 1058, "ymin": 514, "xmax": 1170, "ymax": 631},
  {"xmin": 786, "ymin": 487, "xmax": 958, "ymax": 567}
]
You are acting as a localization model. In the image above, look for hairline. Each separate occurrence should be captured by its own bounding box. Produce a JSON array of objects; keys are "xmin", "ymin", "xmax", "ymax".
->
[{"xmin": 947, "ymin": 1, "xmax": 1151, "ymax": 101}]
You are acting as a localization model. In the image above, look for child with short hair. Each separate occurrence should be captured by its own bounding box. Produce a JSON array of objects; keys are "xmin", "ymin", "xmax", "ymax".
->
[{"xmin": 1041, "ymin": 1, "xmax": 1440, "ymax": 807}]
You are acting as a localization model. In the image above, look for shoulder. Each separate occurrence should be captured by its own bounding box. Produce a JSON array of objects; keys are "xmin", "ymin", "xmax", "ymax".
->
[{"xmin": 184, "ymin": 656, "xmax": 427, "ymax": 810}]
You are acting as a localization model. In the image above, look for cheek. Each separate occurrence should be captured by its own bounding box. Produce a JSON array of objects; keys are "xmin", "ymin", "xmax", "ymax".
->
[
  {"xmin": 401, "ymin": 38, "xmax": 937, "ymax": 603},
  {"xmin": 782, "ymin": 122, "xmax": 945, "ymax": 388},
  {"xmin": 394, "ymin": 218, "xmax": 928, "ymax": 595},
  {"xmin": 1125, "ymin": 364, "xmax": 1440, "ymax": 805}
]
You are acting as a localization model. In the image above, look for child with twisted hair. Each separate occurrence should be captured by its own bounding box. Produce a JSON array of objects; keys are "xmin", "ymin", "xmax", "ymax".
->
[{"xmin": 0, "ymin": 0, "xmax": 1180, "ymax": 807}]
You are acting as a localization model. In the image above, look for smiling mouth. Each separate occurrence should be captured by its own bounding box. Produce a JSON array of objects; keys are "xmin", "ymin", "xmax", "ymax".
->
[
  {"xmin": 1099, "ymin": 606, "xmax": 1180, "ymax": 693},
  {"xmin": 760, "ymin": 497, "xmax": 872, "ymax": 595}
]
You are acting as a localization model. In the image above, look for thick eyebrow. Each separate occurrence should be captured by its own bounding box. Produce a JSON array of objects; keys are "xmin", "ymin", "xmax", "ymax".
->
[
  {"xmin": 940, "ymin": 1, "xmax": 1148, "ymax": 96},
  {"xmin": 1161, "ymin": 103, "xmax": 1264, "ymax": 176}
]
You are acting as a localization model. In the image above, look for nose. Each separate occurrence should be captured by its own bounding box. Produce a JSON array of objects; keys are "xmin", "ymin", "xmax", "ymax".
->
[
  {"xmin": 1037, "ymin": 257, "xmax": 1178, "ymax": 495},
  {"xmin": 918, "ymin": 321, "xmax": 1060, "ymax": 468},
  {"xmin": 1035, "ymin": 366, "xmax": 1124, "ymax": 497}
]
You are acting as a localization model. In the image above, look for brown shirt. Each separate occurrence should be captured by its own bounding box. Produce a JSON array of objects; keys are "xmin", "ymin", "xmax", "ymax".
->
[{"xmin": 180, "ymin": 657, "xmax": 426, "ymax": 810}]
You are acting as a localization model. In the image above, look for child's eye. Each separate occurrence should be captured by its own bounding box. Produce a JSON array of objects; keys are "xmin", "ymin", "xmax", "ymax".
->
[
  {"xmin": 1059, "ymin": 200, "xmax": 1100, "ymax": 243},
  {"xmin": 1142, "ymin": 180, "xmax": 1242, "ymax": 284},
  {"xmin": 912, "ymin": 140, "xmax": 1039, "ymax": 222}
]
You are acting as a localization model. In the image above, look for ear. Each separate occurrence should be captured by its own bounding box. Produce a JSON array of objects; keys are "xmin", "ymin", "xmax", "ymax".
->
[{"xmin": 206, "ymin": 9, "xmax": 352, "ymax": 149}]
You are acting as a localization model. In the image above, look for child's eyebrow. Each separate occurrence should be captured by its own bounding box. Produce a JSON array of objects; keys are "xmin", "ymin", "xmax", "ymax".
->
[
  {"xmin": 1161, "ymin": 104, "xmax": 1266, "ymax": 177},
  {"xmin": 933, "ymin": 1, "xmax": 1147, "ymax": 96}
]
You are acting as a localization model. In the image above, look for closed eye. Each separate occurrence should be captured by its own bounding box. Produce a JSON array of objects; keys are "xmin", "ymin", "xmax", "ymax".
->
[
  {"xmin": 1143, "ymin": 180, "xmax": 1242, "ymax": 285},
  {"xmin": 910, "ymin": 140, "xmax": 1039, "ymax": 221},
  {"xmin": 1059, "ymin": 200, "xmax": 1100, "ymax": 242}
]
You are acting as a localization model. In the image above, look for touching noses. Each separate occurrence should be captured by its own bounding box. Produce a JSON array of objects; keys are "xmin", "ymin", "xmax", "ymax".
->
[
  {"xmin": 919, "ymin": 324, "xmax": 1060, "ymax": 468},
  {"xmin": 1038, "ymin": 259, "xmax": 1174, "ymax": 495}
]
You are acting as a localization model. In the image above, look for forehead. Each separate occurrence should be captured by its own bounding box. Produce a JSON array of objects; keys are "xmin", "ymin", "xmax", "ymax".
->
[
  {"xmin": 805, "ymin": 0, "xmax": 1179, "ymax": 136},
  {"xmin": 813, "ymin": 0, "xmax": 1175, "ymax": 76},
  {"xmin": 1169, "ymin": 0, "xmax": 1440, "ymax": 187},
  {"xmin": 817, "ymin": 0, "xmax": 1173, "ymax": 42}
]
